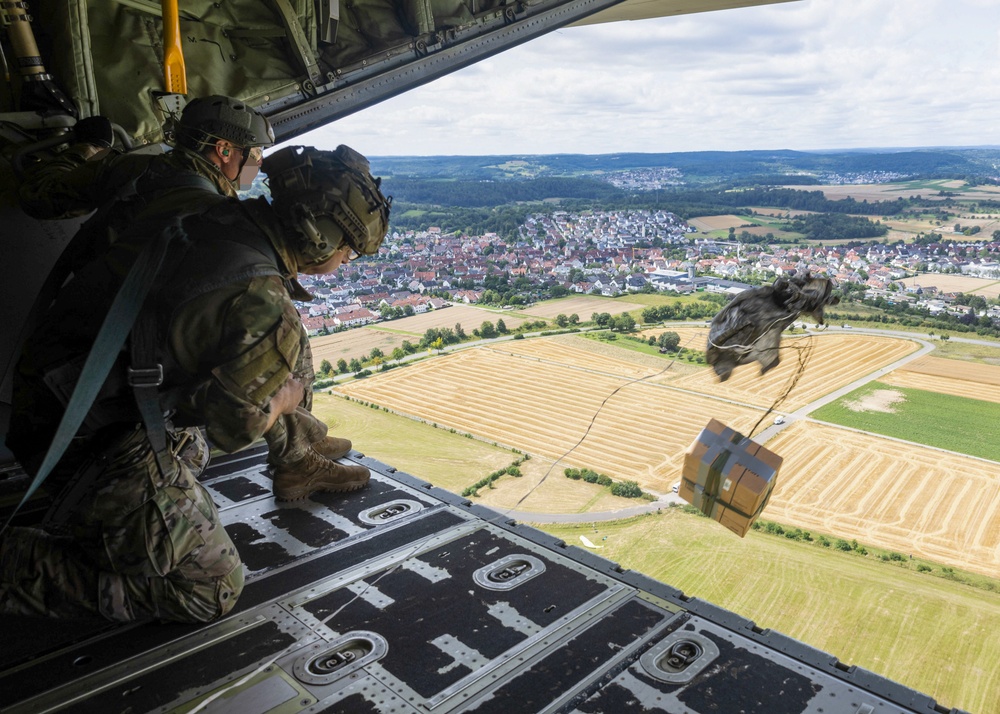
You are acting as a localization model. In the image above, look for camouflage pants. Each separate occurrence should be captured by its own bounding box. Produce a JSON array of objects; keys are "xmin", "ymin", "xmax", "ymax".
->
[
  {"xmin": 265, "ymin": 407, "xmax": 329, "ymax": 465},
  {"xmin": 263, "ymin": 333, "xmax": 329, "ymax": 466},
  {"xmin": 0, "ymin": 426, "xmax": 243, "ymax": 623}
]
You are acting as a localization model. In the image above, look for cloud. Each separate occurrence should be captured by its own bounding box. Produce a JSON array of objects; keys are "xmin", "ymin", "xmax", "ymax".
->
[{"xmin": 298, "ymin": 0, "xmax": 1000, "ymax": 155}]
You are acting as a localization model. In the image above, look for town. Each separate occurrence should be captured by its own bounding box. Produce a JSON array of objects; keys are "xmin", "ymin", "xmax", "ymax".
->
[{"xmin": 296, "ymin": 207, "xmax": 1000, "ymax": 334}]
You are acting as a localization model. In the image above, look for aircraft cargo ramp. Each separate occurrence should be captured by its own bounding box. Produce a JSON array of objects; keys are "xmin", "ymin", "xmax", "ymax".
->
[{"xmin": 0, "ymin": 447, "xmax": 967, "ymax": 714}]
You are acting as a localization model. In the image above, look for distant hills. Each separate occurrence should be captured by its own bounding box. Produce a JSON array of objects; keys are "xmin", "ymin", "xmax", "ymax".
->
[{"xmin": 371, "ymin": 148, "xmax": 1000, "ymax": 185}]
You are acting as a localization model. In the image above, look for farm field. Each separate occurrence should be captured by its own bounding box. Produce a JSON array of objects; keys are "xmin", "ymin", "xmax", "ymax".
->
[
  {"xmin": 516, "ymin": 294, "xmax": 639, "ymax": 320},
  {"xmin": 686, "ymin": 214, "xmax": 750, "ymax": 231},
  {"xmin": 337, "ymin": 346, "xmax": 765, "ymax": 493},
  {"xmin": 882, "ymin": 354, "xmax": 1000, "ymax": 402},
  {"xmin": 488, "ymin": 334, "xmax": 675, "ymax": 380},
  {"xmin": 932, "ymin": 337, "xmax": 1000, "ymax": 364},
  {"xmin": 688, "ymin": 213, "xmax": 801, "ymax": 240},
  {"xmin": 310, "ymin": 304, "xmax": 527, "ymax": 365},
  {"xmin": 538, "ymin": 511, "xmax": 1000, "ymax": 714},
  {"xmin": 310, "ymin": 393, "xmax": 516, "ymax": 496},
  {"xmin": 765, "ymin": 419, "xmax": 1000, "ymax": 578},
  {"xmin": 312, "ymin": 392, "xmax": 661, "ymax": 515},
  {"xmin": 335, "ymin": 331, "xmax": 1000, "ymax": 576},
  {"xmin": 311, "ymin": 328, "xmax": 408, "ymax": 367},
  {"xmin": 385, "ymin": 303, "xmax": 528, "ymax": 332},
  {"xmin": 894, "ymin": 273, "xmax": 1000, "ymax": 297},
  {"xmin": 669, "ymin": 332, "xmax": 919, "ymax": 410},
  {"xmin": 802, "ymin": 179, "xmax": 1000, "ymax": 203}
]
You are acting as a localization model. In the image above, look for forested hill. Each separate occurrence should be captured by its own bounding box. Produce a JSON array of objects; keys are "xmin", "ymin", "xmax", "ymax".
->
[
  {"xmin": 370, "ymin": 147, "xmax": 1000, "ymax": 237},
  {"xmin": 380, "ymin": 180, "xmax": 908, "ymax": 217},
  {"xmin": 370, "ymin": 147, "xmax": 1000, "ymax": 184}
]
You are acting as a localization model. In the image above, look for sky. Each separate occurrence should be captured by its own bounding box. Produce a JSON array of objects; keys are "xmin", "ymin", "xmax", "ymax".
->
[{"xmin": 298, "ymin": 0, "xmax": 1000, "ymax": 157}]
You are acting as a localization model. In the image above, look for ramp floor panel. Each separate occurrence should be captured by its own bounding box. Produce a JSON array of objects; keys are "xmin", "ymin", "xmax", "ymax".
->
[{"xmin": 0, "ymin": 449, "xmax": 965, "ymax": 714}]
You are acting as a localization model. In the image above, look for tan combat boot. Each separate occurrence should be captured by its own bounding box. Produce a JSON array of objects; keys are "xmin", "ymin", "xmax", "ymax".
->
[
  {"xmin": 271, "ymin": 447, "xmax": 370, "ymax": 502},
  {"xmin": 313, "ymin": 434, "xmax": 352, "ymax": 460}
]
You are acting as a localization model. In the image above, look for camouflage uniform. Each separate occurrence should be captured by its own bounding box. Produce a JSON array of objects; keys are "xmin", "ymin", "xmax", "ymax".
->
[
  {"xmin": 2, "ymin": 198, "xmax": 314, "ymax": 623},
  {"xmin": 17, "ymin": 142, "xmax": 330, "ymax": 469}
]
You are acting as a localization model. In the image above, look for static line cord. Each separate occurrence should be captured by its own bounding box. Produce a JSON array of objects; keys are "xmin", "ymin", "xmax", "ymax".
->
[
  {"xmin": 500, "ymin": 328, "xmax": 704, "ymax": 516},
  {"xmin": 746, "ymin": 336, "xmax": 814, "ymax": 439},
  {"xmin": 703, "ymin": 313, "xmax": 817, "ymax": 438},
  {"xmin": 188, "ymin": 652, "xmax": 285, "ymax": 713}
]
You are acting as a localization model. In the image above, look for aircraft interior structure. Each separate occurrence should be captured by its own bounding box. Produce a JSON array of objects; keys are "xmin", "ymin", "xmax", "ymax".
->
[{"xmin": 0, "ymin": 1, "xmax": 971, "ymax": 712}]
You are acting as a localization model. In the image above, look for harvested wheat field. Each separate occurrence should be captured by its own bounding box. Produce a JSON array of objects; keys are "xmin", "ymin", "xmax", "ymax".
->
[
  {"xmin": 389, "ymin": 304, "xmax": 528, "ymax": 333},
  {"xmin": 671, "ymin": 333, "xmax": 920, "ymax": 409},
  {"xmin": 894, "ymin": 274, "xmax": 1000, "ymax": 297},
  {"xmin": 337, "ymin": 347, "xmax": 762, "ymax": 493},
  {"xmin": 882, "ymin": 356, "xmax": 1000, "ymax": 403},
  {"xmin": 311, "ymin": 328, "xmax": 407, "ymax": 366},
  {"xmin": 519, "ymin": 295, "xmax": 638, "ymax": 320},
  {"xmin": 641, "ymin": 325, "xmax": 710, "ymax": 349},
  {"xmin": 687, "ymin": 214, "xmax": 750, "ymax": 232},
  {"xmin": 486, "ymin": 334, "xmax": 675, "ymax": 380},
  {"xmin": 763, "ymin": 421, "xmax": 1000, "ymax": 578}
]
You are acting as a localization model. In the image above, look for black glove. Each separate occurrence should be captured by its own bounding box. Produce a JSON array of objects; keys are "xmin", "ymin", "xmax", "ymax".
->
[{"xmin": 73, "ymin": 116, "xmax": 114, "ymax": 149}]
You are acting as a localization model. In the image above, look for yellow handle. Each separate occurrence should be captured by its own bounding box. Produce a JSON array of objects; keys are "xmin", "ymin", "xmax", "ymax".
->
[{"xmin": 162, "ymin": 0, "xmax": 187, "ymax": 94}]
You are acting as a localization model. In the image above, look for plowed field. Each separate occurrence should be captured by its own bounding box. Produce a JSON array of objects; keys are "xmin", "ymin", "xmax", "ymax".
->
[
  {"xmin": 764, "ymin": 422, "xmax": 1000, "ymax": 578},
  {"xmin": 670, "ymin": 333, "xmax": 919, "ymax": 409},
  {"xmin": 335, "ymin": 331, "xmax": 998, "ymax": 577},
  {"xmin": 518, "ymin": 295, "xmax": 639, "ymax": 320},
  {"xmin": 882, "ymin": 355, "xmax": 1000, "ymax": 403},
  {"xmin": 337, "ymin": 347, "xmax": 762, "ymax": 492}
]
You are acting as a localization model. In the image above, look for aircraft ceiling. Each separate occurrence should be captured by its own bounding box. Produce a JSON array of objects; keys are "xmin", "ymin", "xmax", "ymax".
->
[{"xmin": 0, "ymin": 0, "xmax": 798, "ymax": 148}]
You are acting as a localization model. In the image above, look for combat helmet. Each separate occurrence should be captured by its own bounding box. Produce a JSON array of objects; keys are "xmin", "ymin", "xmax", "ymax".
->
[
  {"xmin": 263, "ymin": 145, "xmax": 392, "ymax": 268},
  {"xmin": 175, "ymin": 95, "xmax": 275, "ymax": 152}
]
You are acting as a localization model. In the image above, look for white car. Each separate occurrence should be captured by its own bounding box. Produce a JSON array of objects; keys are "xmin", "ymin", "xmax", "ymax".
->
[{"xmin": 773, "ymin": 416, "xmax": 785, "ymax": 425}]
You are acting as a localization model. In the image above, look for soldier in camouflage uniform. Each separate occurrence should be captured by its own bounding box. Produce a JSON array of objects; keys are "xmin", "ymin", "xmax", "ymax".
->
[
  {"xmin": 0, "ymin": 145, "xmax": 391, "ymax": 623},
  {"xmin": 17, "ymin": 96, "xmax": 355, "ymax": 489}
]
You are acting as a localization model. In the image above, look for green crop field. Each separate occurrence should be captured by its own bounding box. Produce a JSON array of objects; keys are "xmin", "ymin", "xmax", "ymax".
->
[
  {"xmin": 811, "ymin": 382, "xmax": 1000, "ymax": 460},
  {"xmin": 536, "ymin": 510, "xmax": 1000, "ymax": 714}
]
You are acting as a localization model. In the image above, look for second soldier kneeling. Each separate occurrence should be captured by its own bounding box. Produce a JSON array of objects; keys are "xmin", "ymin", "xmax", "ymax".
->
[{"xmin": 1, "ymin": 145, "xmax": 391, "ymax": 623}]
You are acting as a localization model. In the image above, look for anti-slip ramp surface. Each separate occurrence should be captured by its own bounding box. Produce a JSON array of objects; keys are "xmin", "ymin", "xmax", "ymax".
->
[{"xmin": 0, "ymin": 448, "xmax": 967, "ymax": 714}]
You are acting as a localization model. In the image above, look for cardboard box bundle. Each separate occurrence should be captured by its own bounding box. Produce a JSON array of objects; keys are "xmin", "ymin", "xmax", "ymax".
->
[{"xmin": 679, "ymin": 419, "xmax": 783, "ymax": 537}]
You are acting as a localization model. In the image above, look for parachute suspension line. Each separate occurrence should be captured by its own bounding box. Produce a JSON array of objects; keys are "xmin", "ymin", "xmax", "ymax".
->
[
  {"xmin": 747, "ymin": 335, "xmax": 815, "ymax": 439},
  {"xmin": 705, "ymin": 314, "xmax": 793, "ymax": 353}
]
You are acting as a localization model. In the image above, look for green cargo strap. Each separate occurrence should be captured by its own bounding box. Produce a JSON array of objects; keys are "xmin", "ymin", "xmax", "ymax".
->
[
  {"xmin": 130, "ymin": 306, "xmax": 173, "ymax": 478},
  {"xmin": 270, "ymin": 0, "xmax": 320, "ymax": 83},
  {"xmin": 0, "ymin": 221, "xmax": 182, "ymax": 538}
]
